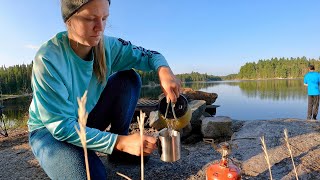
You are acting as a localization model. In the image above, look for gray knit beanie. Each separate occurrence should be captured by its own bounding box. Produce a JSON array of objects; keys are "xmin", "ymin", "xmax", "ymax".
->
[{"xmin": 61, "ymin": 0, "xmax": 111, "ymax": 22}]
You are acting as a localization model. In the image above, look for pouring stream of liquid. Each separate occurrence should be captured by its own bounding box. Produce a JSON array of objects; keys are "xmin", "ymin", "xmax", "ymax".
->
[{"xmin": 163, "ymin": 100, "xmax": 178, "ymax": 137}]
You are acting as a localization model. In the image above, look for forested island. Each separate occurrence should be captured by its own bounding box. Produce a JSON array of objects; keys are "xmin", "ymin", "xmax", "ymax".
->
[
  {"xmin": 236, "ymin": 56, "xmax": 320, "ymax": 79},
  {"xmin": 0, "ymin": 56, "xmax": 319, "ymax": 95}
]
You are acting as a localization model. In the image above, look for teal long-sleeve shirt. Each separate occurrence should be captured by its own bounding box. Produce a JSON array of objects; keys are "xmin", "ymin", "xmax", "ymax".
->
[{"xmin": 28, "ymin": 31, "xmax": 169, "ymax": 154}]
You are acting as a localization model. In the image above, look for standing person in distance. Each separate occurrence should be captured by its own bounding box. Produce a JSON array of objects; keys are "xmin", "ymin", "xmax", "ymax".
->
[
  {"xmin": 28, "ymin": 0, "xmax": 181, "ymax": 179},
  {"xmin": 304, "ymin": 64, "xmax": 320, "ymax": 120}
]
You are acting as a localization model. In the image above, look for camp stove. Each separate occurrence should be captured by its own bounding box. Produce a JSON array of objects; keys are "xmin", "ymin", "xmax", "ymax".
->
[{"xmin": 204, "ymin": 140, "xmax": 241, "ymax": 180}]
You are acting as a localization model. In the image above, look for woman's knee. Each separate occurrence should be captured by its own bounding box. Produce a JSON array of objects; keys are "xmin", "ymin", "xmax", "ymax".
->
[
  {"xmin": 111, "ymin": 69, "xmax": 141, "ymax": 88},
  {"xmin": 127, "ymin": 69, "xmax": 142, "ymax": 87}
]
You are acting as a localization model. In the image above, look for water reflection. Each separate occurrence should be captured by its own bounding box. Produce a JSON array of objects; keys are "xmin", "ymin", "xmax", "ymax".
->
[
  {"xmin": 140, "ymin": 85, "xmax": 162, "ymax": 99},
  {"xmin": 197, "ymin": 79, "xmax": 307, "ymax": 120},
  {"xmin": 183, "ymin": 82, "xmax": 221, "ymax": 90},
  {"xmin": 1, "ymin": 96, "xmax": 31, "ymax": 128},
  {"xmin": 182, "ymin": 79, "xmax": 306, "ymax": 101},
  {"xmin": 238, "ymin": 79, "xmax": 305, "ymax": 100}
]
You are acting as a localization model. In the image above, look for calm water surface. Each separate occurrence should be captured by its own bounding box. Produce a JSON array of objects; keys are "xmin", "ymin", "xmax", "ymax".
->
[
  {"xmin": 142, "ymin": 79, "xmax": 308, "ymax": 120},
  {"xmin": 1, "ymin": 96, "xmax": 31, "ymax": 128},
  {"xmin": 199, "ymin": 79, "xmax": 307, "ymax": 120},
  {"xmin": 0, "ymin": 79, "xmax": 308, "ymax": 128}
]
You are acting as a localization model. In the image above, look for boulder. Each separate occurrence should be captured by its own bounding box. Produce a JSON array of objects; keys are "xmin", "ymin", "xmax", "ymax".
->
[
  {"xmin": 189, "ymin": 100, "xmax": 206, "ymax": 123},
  {"xmin": 181, "ymin": 88, "xmax": 218, "ymax": 105},
  {"xmin": 202, "ymin": 111, "xmax": 212, "ymax": 117},
  {"xmin": 201, "ymin": 116, "xmax": 233, "ymax": 138},
  {"xmin": 180, "ymin": 122, "xmax": 192, "ymax": 139},
  {"xmin": 205, "ymin": 105, "xmax": 220, "ymax": 116},
  {"xmin": 189, "ymin": 100, "xmax": 206, "ymax": 133},
  {"xmin": 231, "ymin": 119, "xmax": 320, "ymax": 179}
]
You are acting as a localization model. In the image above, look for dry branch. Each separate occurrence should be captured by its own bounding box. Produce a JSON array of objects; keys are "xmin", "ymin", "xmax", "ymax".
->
[
  {"xmin": 260, "ymin": 136, "xmax": 273, "ymax": 180},
  {"xmin": 75, "ymin": 91, "xmax": 90, "ymax": 180},
  {"xmin": 116, "ymin": 172, "xmax": 132, "ymax": 180},
  {"xmin": 137, "ymin": 110, "xmax": 146, "ymax": 180},
  {"xmin": 284, "ymin": 129, "xmax": 299, "ymax": 180}
]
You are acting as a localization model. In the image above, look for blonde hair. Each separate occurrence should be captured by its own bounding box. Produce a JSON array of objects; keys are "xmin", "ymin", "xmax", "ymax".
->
[{"xmin": 93, "ymin": 38, "xmax": 106, "ymax": 83}]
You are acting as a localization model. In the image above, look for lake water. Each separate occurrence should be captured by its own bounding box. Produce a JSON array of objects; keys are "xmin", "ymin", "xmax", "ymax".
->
[
  {"xmin": 1, "ymin": 96, "xmax": 31, "ymax": 129},
  {"xmin": 0, "ymin": 79, "xmax": 308, "ymax": 129},
  {"xmin": 199, "ymin": 79, "xmax": 307, "ymax": 120},
  {"xmin": 141, "ymin": 78, "xmax": 308, "ymax": 120}
]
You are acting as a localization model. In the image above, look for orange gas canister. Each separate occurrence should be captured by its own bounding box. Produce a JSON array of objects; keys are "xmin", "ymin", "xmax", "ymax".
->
[{"xmin": 206, "ymin": 142, "xmax": 241, "ymax": 180}]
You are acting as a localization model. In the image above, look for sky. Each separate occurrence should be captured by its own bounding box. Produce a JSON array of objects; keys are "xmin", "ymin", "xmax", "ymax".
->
[{"xmin": 0, "ymin": 1, "xmax": 319, "ymax": 76}]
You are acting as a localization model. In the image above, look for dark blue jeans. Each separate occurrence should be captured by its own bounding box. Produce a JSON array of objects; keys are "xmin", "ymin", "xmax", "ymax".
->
[{"xmin": 29, "ymin": 69, "xmax": 141, "ymax": 179}]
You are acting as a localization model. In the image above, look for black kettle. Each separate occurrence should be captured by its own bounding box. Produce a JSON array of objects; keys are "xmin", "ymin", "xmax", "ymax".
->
[{"xmin": 158, "ymin": 94, "xmax": 191, "ymax": 130}]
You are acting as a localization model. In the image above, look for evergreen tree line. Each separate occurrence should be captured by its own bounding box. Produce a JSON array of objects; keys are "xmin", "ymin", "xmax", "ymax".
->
[
  {"xmin": 135, "ymin": 70, "xmax": 160, "ymax": 85},
  {"xmin": 176, "ymin": 72, "xmax": 222, "ymax": 82},
  {"xmin": 0, "ymin": 64, "xmax": 33, "ymax": 94},
  {"xmin": 135, "ymin": 70, "xmax": 222, "ymax": 85},
  {"xmin": 237, "ymin": 56, "xmax": 320, "ymax": 79},
  {"xmin": 0, "ymin": 64, "xmax": 220, "ymax": 95}
]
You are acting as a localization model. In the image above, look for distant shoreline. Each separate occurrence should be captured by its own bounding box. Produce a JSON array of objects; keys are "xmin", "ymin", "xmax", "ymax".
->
[
  {"xmin": 0, "ymin": 78, "xmax": 303, "ymax": 99},
  {"xmin": 141, "ymin": 77, "xmax": 304, "ymax": 86},
  {"xmin": 232, "ymin": 77, "xmax": 303, "ymax": 81}
]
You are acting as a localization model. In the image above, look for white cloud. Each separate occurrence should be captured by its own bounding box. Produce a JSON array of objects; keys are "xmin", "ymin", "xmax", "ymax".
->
[{"xmin": 25, "ymin": 44, "xmax": 40, "ymax": 50}]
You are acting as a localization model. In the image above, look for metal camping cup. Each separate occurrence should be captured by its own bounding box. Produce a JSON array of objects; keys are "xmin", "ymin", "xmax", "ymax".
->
[
  {"xmin": 158, "ymin": 94, "xmax": 192, "ymax": 130},
  {"xmin": 157, "ymin": 128, "xmax": 181, "ymax": 162}
]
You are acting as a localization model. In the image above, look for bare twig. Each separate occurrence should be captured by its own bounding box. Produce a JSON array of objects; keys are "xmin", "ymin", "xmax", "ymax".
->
[
  {"xmin": 203, "ymin": 138, "xmax": 217, "ymax": 150},
  {"xmin": 260, "ymin": 136, "xmax": 273, "ymax": 180},
  {"xmin": 137, "ymin": 110, "xmax": 146, "ymax": 180},
  {"xmin": 284, "ymin": 129, "xmax": 299, "ymax": 180},
  {"xmin": 74, "ymin": 91, "xmax": 90, "ymax": 180},
  {"xmin": 116, "ymin": 172, "xmax": 132, "ymax": 180}
]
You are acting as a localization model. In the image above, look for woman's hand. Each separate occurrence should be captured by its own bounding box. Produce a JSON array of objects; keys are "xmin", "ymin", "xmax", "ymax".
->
[
  {"xmin": 115, "ymin": 133, "xmax": 157, "ymax": 156},
  {"xmin": 158, "ymin": 66, "xmax": 181, "ymax": 103}
]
